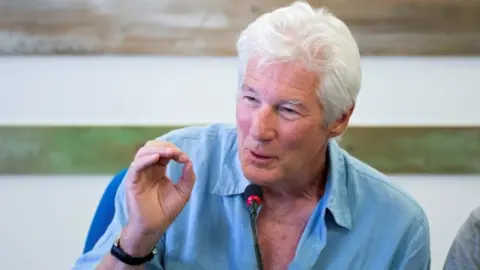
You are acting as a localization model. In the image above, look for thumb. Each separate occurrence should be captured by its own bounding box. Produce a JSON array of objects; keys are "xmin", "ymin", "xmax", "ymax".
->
[{"xmin": 176, "ymin": 160, "xmax": 196, "ymax": 196}]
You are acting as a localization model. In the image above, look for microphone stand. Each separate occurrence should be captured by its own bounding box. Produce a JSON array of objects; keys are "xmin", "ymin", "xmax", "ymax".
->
[{"xmin": 248, "ymin": 203, "xmax": 264, "ymax": 270}]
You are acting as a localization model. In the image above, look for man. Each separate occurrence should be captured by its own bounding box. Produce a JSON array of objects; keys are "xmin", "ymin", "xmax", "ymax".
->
[
  {"xmin": 73, "ymin": 1, "xmax": 431, "ymax": 269},
  {"xmin": 444, "ymin": 207, "xmax": 480, "ymax": 270}
]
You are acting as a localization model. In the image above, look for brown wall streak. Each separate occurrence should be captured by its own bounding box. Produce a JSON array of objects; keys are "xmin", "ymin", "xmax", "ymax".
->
[{"xmin": 0, "ymin": 0, "xmax": 479, "ymax": 55}]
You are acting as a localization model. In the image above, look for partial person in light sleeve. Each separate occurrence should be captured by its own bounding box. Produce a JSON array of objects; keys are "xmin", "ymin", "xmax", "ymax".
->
[
  {"xmin": 444, "ymin": 207, "xmax": 480, "ymax": 270},
  {"xmin": 73, "ymin": 1, "xmax": 431, "ymax": 269}
]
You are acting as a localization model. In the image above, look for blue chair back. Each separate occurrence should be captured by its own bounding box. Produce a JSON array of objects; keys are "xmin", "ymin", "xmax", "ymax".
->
[{"xmin": 83, "ymin": 168, "xmax": 128, "ymax": 254}]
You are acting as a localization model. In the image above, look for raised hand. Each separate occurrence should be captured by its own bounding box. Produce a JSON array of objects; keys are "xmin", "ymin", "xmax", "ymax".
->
[{"xmin": 119, "ymin": 140, "xmax": 196, "ymax": 256}]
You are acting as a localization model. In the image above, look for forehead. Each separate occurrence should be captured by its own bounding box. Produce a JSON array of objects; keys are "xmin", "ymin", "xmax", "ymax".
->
[{"xmin": 244, "ymin": 58, "xmax": 319, "ymax": 93}]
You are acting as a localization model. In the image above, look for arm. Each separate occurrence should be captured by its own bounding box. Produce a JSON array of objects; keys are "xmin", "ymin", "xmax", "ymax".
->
[
  {"xmin": 392, "ymin": 213, "xmax": 431, "ymax": 270},
  {"xmin": 72, "ymin": 177, "xmax": 166, "ymax": 270},
  {"xmin": 443, "ymin": 208, "xmax": 480, "ymax": 270},
  {"xmin": 74, "ymin": 134, "xmax": 196, "ymax": 270}
]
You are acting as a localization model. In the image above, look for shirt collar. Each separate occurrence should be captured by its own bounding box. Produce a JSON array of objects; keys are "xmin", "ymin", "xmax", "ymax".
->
[
  {"xmin": 324, "ymin": 139, "xmax": 353, "ymax": 230},
  {"xmin": 211, "ymin": 135, "xmax": 352, "ymax": 230}
]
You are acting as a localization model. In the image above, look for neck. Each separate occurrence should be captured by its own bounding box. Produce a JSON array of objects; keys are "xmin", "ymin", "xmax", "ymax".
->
[
  {"xmin": 260, "ymin": 173, "xmax": 327, "ymax": 225},
  {"xmin": 262, "ymin": 151, "xmax": 329, "ymax": 210}
]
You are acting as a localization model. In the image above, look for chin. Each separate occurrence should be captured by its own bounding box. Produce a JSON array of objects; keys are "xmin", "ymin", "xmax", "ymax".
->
[{"xmin": 241, "ymin": 165, "xmax": 281, "ymax": 186}]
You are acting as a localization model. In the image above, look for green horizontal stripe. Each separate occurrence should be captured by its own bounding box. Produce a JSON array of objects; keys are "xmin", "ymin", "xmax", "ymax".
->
[
  {"xmin": 340, "ymin": 127, "xmax": 480, "ymax": 174},
  {"xmin": 0, "ymin": 126, "xmax": 479, "ymax": 175}
]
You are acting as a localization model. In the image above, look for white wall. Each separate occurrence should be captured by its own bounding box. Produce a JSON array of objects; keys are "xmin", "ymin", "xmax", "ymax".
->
[{"xmin": 0, "ymin": 56, "xmax": 479, "ymax": 270}]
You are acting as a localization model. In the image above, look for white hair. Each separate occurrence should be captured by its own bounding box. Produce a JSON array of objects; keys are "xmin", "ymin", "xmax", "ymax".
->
[{"xmin": 236, "ymin": 1, "xmax": 362, "ymax": 124}]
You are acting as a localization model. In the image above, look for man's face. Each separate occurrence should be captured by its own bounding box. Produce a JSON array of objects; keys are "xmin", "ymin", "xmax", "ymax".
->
[{"xmin": 236, "ymin": 58, "xmax": 334, "ymax": 187}]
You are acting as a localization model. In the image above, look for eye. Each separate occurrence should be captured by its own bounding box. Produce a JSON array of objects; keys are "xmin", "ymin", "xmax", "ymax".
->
[
  {"xmin": 243, "ymin": 95, "xmax": 258, "ymax": 103},
  {"xmin": 279, "ymin": 106, "xmax": 298, "ymax": 114}
]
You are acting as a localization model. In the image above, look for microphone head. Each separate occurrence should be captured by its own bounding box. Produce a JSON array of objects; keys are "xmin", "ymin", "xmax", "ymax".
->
[{"xmin": 243, "ymin": 184, "xmax": 263, "ymax": 207}]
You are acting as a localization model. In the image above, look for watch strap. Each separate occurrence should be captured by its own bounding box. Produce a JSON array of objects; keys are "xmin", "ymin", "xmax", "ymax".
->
[{"xmin": 110, "ymin": 236, "xmax": 157, "ymax": 266}]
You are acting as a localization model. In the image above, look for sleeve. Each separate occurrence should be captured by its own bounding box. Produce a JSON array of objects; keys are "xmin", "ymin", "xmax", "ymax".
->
[
  {"xmin": 443, "ymin": 208, "xmax": 480, "ymax": 270},
  {"xmin": 71, "ymin": 173, "xmax": 166, "ymax": 270},
  {"xmin": 391, "ymin": 212, "xmax": 431, "ymax": 270}
]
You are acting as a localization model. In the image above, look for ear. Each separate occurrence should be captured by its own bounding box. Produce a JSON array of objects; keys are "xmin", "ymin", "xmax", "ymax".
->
[{"xmin": 327, "ymin": 105, "xmax": 355, "ymax": 138}]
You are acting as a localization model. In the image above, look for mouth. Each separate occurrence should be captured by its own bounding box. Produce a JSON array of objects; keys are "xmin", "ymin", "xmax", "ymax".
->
[{"xmin": 249, "ymin": 150, "xmax": 275, "ymax": 161}]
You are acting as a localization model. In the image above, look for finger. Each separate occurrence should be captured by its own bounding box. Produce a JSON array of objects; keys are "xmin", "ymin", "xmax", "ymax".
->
[
  {"xmin": 138, "ymin": 140, "xmax": 188, "ymax": 162},
  {"xmin": 155, "ymin": 148, "xmax": 190, "ymax": 165},
  {"xmin": 129, "ymin": 153, "xmax": 160, "ymax": 172},
  {"xmin": 144, "ymin": 140, "xmax": 176, "ymax": 148},
  {"xmin": 135, "ymin": 146, "xmax": 189, "ymax": 165},
  {"xmin": 176, "ymin": 160, "xmax": 196, "ymax": 197}
]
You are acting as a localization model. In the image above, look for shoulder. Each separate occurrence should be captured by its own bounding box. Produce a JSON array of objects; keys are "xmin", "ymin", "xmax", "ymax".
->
[
  {"xmin": 467, "ymin": 207, "xmax": 480, "ymax": 229},
  {"xmin": 337, "ymin": 143, "xmax": 429, "ymax": 232},
  {"xmin": 157, "ymin": 123, "xmax": 237, "ymax": 145},
  {"xmin": 156, "ymin": 123, "xmax": 237, "ymax": 158},
  {"xmin": 452, "ymin": 206, "xmax": 480, "ymax": 244},
  {"xmin": 444, "ymin": 207, "xmax": 480, "ymax": 269},
  {"xmin": 336, "ymin": 146, "xmax": 431, "ymax": 264}
]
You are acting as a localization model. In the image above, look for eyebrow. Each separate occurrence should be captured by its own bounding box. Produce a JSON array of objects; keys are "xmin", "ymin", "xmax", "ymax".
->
[
  {"xmin": 242, "ymin": 84, "xmax": 306, "ymax": 109},
  {"xmin": 283, "ymin": 99, "xmax": 303, "ymax": 106},
  {"xmin": 241, "ymin": 84, "xmax": 256, "ymax": 93}
]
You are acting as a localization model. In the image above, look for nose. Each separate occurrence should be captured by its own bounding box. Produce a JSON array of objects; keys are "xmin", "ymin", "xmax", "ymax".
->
[{"xmin": 250, "ymin": 106, "xmax": 276, "ymax": 142}]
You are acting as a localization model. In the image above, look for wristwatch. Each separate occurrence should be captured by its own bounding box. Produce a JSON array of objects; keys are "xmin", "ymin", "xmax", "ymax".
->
[{"xmin": 110, "ymin": 235, "xmax": 157, "ymax": 266}]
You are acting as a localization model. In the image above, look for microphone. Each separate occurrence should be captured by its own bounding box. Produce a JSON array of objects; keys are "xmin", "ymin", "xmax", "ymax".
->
[{"xmin": 243, "ymin": 184, "xmax": 264, "ymax": 270}]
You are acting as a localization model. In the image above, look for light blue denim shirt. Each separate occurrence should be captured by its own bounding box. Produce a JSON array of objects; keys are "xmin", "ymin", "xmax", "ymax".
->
[{"xmin": 73, "ymin": 123, "xmax": 430, "ymax": 270}]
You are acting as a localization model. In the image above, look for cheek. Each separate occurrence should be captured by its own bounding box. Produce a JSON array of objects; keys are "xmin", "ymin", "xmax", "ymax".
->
[
  {"xmin": 279, "ymin": 128, "xmax": 304, "ymax": 149},
  {"xmin": 236, "ymin": 103, "xmax": 251, "ymax": 137},
  {"xmin": 278, "ymin": 122, "xmax": 321, "ymax": 150}
]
